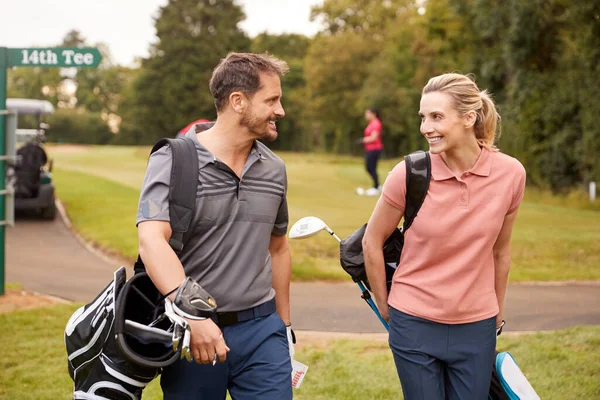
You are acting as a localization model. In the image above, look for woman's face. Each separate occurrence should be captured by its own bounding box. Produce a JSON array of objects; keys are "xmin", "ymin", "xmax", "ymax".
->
[
  {"xmin": 419, "ymin": 92, "xmax": 471, "ymax": 154},
  {"xmin": 364, "ymin": 110, "xmax": 374, "ymax": 121}
]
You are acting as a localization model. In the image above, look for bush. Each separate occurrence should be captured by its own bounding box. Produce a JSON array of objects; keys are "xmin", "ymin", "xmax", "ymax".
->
[{"xmin": 45, "ymin": 109, "xmax": 113, "ymax": 145}]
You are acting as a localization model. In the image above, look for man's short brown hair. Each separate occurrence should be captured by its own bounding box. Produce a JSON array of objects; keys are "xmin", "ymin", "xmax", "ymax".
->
[{"xmin": 209, "ymin": 52, "xmax": 289, "ymax": 112}]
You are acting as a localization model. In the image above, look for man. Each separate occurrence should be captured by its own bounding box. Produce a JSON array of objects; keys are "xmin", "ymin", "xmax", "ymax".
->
[{"xmin": 136, "ymin": 52, "xmax": 293, "ymax": 399}]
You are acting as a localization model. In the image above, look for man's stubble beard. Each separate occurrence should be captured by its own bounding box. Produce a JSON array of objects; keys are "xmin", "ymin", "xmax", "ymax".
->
[{"xmin": 241, "ymin": 108, "xmax": 277, "ymax": 142}]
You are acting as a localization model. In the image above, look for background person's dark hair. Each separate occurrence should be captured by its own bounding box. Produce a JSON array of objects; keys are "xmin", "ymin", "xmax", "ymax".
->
[
  {"xmin": 209, "ymin": 52, "xmax": 289, "ymax": 112},
  {"xmin": 368, "ymin": 107, "xmax": 381, "ymax": 120}
]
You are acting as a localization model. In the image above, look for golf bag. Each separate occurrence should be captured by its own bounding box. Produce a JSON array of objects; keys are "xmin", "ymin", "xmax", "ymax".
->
[
  {"xmin": 489, "ymin": 352, "xmax": 540, "ymax": 400},
  {"xmin": 14, "ymin": 142, "xmax": 48, "ymax": 198},
  {"xmin": 340, "ymin": 150, "xmax": 431, "ymax": 292},
  {"xmin": 65, "ymin": 136, "xmax": 199, "ymax": 400},
  {"xmin": 337, "ymin": 151, "xmax": 430, "ymax": 329}
]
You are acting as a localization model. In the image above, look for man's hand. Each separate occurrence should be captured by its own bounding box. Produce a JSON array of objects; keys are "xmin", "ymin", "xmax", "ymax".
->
[
  {"xmin": 286, "ymin": 325, "xmax": 296, "ymax": 361},
  {"xmin": 188, "ymin": 319, "xmax": 230, "ymax": 364}
]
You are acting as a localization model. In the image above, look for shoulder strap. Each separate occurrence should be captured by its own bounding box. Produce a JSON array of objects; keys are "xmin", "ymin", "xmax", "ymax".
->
[
  {"xmin": 159, "ymin": 136, "xmax": 199, "ymax": 253},
  {"xmin": 134, "ymin": 136, "xmax": 198, "ymax": 274},
  {"xmin": 402, "ymin": 150, "xmax": 431, "ymax": 232}
]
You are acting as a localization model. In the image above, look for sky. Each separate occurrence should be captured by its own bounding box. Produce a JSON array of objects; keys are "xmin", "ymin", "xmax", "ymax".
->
[{"xmin": 0, "ymin": 0, "xmax": 323, "ymax": 67}]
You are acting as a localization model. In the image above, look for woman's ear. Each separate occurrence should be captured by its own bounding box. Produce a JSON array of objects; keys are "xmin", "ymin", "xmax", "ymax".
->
[{"xmin": 464, "ymin": 110, "xmax": 477, "ymax": 129}]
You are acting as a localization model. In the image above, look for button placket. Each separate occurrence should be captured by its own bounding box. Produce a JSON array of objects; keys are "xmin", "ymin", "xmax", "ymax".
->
[{"xmin": 459, "ymin": 180, "xmax": 469, "ymax": 207}]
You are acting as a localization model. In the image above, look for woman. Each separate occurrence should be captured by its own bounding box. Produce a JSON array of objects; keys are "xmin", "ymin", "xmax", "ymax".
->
[
  {"xmin": 362, "ymin": 73, "xmax": 526, "ymax": 399},
  {"xmin": 357, "ymin": 108, "xmax": 384, "ymax": 196}
]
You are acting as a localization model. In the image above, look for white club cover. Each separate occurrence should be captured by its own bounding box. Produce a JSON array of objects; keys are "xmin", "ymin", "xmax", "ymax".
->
[
  {"xmin": 496, "ymin": 352, "xmax": 540, "ymax": 400},
  {"xmin": 286, "ymin": 326, "xmax": 295, "ymax": 361}
]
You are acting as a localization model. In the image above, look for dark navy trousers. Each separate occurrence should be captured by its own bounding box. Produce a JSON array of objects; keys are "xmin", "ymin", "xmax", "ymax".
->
[
  {"xmin": 388, "ymin": 307, "xmax": 496, "ymax": 400},
  {"xmin": 365, "ymin": 149, "xmax": 382, "ymax": 188},
  {"xmin": 160, "ymin": 312, "xmax": 292, "ymax": 400}
]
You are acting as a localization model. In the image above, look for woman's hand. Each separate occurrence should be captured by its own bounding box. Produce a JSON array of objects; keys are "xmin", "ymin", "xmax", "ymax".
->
[
  {"xmin": 381, "ymin": 305, "xmax": 390, "ymax": 322},
  {"xmin": 496, "ymin": 318, "xmax": 505, "ymax": 336}
]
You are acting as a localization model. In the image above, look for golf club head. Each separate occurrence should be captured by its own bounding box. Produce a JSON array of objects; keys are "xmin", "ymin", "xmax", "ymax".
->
[{"xmin": 289, "ymin": 216, "xmax": 328, "ymax": 239}]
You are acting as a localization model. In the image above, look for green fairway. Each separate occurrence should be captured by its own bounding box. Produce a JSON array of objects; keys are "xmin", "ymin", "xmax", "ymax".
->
[
  {"xmin": 49, "ymin": 145, "xmax": 600, "ymax": 282},
  {"xmin": 1, "ymin": 304, "xmax": 599, "ymax": 399}
]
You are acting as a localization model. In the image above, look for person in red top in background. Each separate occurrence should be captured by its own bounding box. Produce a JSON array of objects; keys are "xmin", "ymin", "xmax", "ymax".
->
[{"xmin": 357, "ymin": 108, "xmax": 384, "ymax": 196}]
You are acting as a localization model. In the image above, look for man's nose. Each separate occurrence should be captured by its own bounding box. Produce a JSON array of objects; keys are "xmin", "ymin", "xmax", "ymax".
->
[{"xmin": 275, "ymin": 102, "xmax": 285, "ymax": 118}]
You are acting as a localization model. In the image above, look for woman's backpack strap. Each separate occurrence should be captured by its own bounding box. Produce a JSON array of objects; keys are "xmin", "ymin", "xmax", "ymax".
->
[{"xmin": 402, "ymin": 150, "xmax": 431, "ymax": 232}]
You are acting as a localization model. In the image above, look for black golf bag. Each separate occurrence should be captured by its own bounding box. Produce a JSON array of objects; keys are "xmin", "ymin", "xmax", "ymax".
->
[
  {"xmin": 65, "ymin": 136, "xmax": 200, "ymax": 399},
  {"xmin": 340, "ymin": 223, "xmax": 404, "ymax": 292},
  {"xmin": 65, "ymin": 268, "xmax": 177, "ymax": 399},
  {"xmin": 339, "ymin": 150, "xmax": 431, "ymax": 293},
  {"xmin": 14, "ymin": 142, "xmax": 48, "ymax": 198}
]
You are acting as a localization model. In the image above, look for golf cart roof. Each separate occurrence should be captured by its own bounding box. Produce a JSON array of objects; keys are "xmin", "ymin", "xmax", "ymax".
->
[{"xmin": 7, "ymin": 98, "xmax": 54, "ymax": 115}]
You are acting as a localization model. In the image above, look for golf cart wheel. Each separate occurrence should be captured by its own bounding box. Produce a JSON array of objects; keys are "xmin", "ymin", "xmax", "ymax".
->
[{"xmin": 41, "ymin": 202, "xmax": 56, "ymax": 220}]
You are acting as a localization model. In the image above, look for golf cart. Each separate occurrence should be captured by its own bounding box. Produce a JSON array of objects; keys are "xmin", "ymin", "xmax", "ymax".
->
[{"xmin": 6, "ymin": 98, "xmax": 56, "ymax": 220}]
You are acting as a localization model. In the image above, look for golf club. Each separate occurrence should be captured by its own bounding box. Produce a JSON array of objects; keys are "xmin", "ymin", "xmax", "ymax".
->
[
  {"xmin": 288, "ymin": 216, "xmax": 341, "ymax": 242},
  {"xmin": 289, "ymin": 216, "xmax": 390, "ymax": 331}
]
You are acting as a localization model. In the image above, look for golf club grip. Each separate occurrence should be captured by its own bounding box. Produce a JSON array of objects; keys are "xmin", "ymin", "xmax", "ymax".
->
[
  {"xmin": 356, "ymin": 281, "xmax": 390, "ymax": 331},
  {"xmin": 124, "ymin": 319, "xmax": 173, "ymax": 345}
]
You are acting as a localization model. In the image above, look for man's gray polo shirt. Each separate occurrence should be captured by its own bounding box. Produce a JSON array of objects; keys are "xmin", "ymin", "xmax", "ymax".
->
[{"xmin": 136, "ymin": 129, "xmax": 288, "ymax": 312}]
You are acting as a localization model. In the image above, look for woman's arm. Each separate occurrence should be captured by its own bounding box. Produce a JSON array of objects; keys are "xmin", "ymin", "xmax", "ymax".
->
[
  {"xmin": 493, "ymin": 209, "xmax": 520, "ymax": 328},
  {"xmin": 362, "ymin": 197, "xmax": 404, "ymax": 321},
  {"xmin": 361, "ymin": 130, "xmax": 380, "ymax": 144}
]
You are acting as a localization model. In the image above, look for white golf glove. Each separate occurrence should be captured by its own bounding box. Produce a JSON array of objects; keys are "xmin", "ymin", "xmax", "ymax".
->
[
  {"xmin": 286, "ymin": 325, "xmax": 296, "ymax": 361},
  {"xmin": 496, "ymin": 320, "xmax": 505, "ymax": 337}
]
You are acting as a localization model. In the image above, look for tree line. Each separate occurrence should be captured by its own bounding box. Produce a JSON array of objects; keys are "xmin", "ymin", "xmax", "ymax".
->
[{"xmin": 7, "ymin": 0, "xmax": 599, "ymax": 193}]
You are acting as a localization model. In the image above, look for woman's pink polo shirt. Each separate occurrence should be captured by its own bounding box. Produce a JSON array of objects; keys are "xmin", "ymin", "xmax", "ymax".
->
[{"xmin": 382, "ymin": 147, "xmax": 526, "ymax": 324}]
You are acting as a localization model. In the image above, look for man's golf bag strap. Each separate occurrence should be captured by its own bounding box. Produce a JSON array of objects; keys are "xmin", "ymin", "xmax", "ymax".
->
[
  {"xmin": 402, "ymin": 150, "xmax": 431, "ymax": 232},
  {"xmin": 134, "ymin": 136, "xmax": 199, "ymax": 275}
]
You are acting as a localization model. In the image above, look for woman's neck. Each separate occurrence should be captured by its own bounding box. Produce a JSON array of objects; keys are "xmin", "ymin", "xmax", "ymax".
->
[{"xmin": 440, "ymin": 140, "xmax": 482, "ymax": 176}]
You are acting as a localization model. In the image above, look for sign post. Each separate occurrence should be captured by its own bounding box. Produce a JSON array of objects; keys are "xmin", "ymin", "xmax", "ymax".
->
[
  {"xmin": 0, "ymin": 47, "xmax": 7, "ymax": 296},
  {"xmin": 0, "ymin": 46, "xmax": 102, "ymax": 296}
]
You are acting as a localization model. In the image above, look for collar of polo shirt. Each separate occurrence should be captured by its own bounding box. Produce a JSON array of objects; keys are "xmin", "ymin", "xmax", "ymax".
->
[{"xmin": 430, "ymin": 147, "xmax": 494, "ymax": 181}]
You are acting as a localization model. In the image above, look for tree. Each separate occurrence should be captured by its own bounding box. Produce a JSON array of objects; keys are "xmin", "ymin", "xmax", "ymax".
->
[
  {"xmin": 6, "ymin": 67, "xmax": 62, "ymax": 104},
  {"xmin": 304, "ymin": 30, "xmax": 381, "ymax": 153},
  {"xmin": 250, "ymin": 34, "xmax": 311, "ymax": 151},
  {"xmin": 311, "ymin": 0, "xmax": 414, "ymax": 40},
  {"xmin": 61, "ymin": 29, "xmax": 87, "ymax": 48},
  {"xmin": 120, "ymin": 0, "xmax": 251, "ymax": 143}
]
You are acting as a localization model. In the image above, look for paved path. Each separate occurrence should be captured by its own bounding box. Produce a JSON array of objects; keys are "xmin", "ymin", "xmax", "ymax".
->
[{"xmin": 6, "ymin": 210, "xmax": 600, "ymax": 333}]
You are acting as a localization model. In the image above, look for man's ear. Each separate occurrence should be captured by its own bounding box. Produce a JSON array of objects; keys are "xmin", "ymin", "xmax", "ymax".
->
[
  {"xmin": 464, "ymin": 110, "xmax": 477, "ymax": 129},
  {"xmin": 229, "ymin": 92, "xmax": 246, "ymax": 114}
]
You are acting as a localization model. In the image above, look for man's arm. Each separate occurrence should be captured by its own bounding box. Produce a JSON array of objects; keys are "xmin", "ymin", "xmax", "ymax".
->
[
  {"xmin": 493, "ymin": 209, "xmax": 519, "ymax": 329},
  {"xmin": 270, "ymin": 233, "xmax": 292, "ymax": 326},
  {"xmin": 138, "ymin": 220, "xmax": 186, "ymax": 296},
  {"xmin": 362, "ymin": 197, "xmax": 404, "ymax": 322},
  {"xmin": 138, "ymin": 220, "xmax": 229, "ymax": 364}
]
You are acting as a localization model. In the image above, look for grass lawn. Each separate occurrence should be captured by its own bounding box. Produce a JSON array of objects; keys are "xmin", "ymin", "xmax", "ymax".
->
[
  {"xmin": 0, "ymin": 304, "xmax": 599, "ymax": 399},
  {"xmin": 49, "ymin": 144, "xmax": 600, "ymax": 282}
]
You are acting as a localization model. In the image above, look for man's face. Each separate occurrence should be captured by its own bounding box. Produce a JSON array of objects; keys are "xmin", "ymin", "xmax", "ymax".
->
[{"xmin": 240, "ymin": 73, "xmax": 285, "ymax": 142}]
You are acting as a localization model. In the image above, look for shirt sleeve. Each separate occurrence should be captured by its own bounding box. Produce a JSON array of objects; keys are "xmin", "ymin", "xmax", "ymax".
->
[
  {"xmin": 136, "ymin": 145, "xmax": 172, "ymax": 226},
  {"xmin": 382, "ymin": 160, "xmax": 407, "ymax": 212},
  {"xmin": 508, "ymin": 160, "xmax": 526, "ymax": 214},
  {"xmin": 272, "ymin": 165, "xmax": 289, "ymax": 236},
  {"xmin": 373, "ymin": 119, "xmax": 382, "ymax": 133}
]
